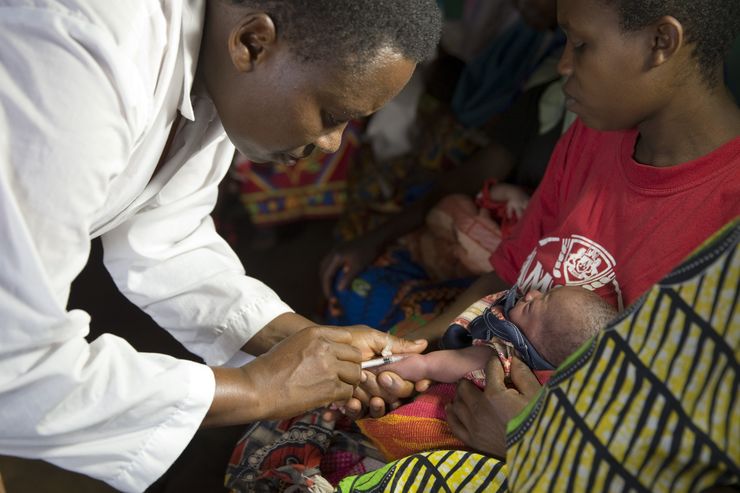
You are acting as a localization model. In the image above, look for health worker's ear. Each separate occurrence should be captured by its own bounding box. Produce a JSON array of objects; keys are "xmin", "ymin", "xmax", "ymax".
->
[
  {"xmin": 228, "ymin": 12, "xmax": 277, "ymax": 72},
  {"xmin": 649, "ymin": 16, "xmax": 684, "ymax": 68}
]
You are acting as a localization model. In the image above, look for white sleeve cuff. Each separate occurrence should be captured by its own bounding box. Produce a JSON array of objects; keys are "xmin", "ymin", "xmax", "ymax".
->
[
  {"xmin": 199, "ymin": 297, "xmax": 293, "ymax": 366},
  {"xmin": 108, "ymin": 361, "xmax": 215, "ymax": 492}
]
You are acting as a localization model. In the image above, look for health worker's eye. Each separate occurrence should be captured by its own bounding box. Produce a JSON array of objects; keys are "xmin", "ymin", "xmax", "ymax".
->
[{"xmin": 321, "ymin": 111, "xmax": 345, "ymax": 128}]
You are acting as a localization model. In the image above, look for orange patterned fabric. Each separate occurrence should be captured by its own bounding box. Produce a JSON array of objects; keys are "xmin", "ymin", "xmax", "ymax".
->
[
  {"xmin": 357, "ymin": 370, "xmax": 554, "ymax": 461},
  {"xmin": 356, "ymin": 383, "xmax": 467, "ymax": 461}
]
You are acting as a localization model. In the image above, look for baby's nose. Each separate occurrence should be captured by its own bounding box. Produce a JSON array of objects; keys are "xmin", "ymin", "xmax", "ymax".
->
[{"xmin": 524, "ymin": 290, "xmax": 544, "ymax": 302}]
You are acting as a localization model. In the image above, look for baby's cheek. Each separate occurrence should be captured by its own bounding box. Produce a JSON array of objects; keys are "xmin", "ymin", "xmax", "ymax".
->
[
  {"xmin": 523, "ymin": 325, "xmax": 547, "ymax": 353},
  {"xmin": 508, "ymin": 306, "xmax": 525, "ymax": 327}
]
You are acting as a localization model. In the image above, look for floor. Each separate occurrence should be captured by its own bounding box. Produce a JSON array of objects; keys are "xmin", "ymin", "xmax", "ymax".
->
[{"xmin": 0, "ymin": 215, "xmax": 339, "ymax": 493}]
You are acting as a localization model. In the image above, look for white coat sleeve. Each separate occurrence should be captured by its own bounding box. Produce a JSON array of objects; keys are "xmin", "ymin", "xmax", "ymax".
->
[
  {"xmin": 101, "ymin": 135, "xmax": 294, "ymax": 366},
  {"xmin": 0, "ymin": 9, "xmax": 215, "ymax": 492}
]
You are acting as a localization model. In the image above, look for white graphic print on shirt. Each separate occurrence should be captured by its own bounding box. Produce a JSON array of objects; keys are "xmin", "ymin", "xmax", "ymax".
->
[{"xmin": 516, "ymin": 235, "xmax": 624, "ymax": 310}]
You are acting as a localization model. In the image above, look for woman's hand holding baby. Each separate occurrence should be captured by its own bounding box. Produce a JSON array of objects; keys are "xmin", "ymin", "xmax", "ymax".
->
[{"xmin": 446, "ymin": 354, "xmax": 541, "ymax": 458}]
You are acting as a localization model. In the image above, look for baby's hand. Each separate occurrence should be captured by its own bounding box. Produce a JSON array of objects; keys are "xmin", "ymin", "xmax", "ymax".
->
[
  {"xmin": 489, "ymin": 183, "xmax": 530, "ymax": 219},
  {"xmin": 342, "ymin": 357, "xmax": 431, "ymax": 419}
]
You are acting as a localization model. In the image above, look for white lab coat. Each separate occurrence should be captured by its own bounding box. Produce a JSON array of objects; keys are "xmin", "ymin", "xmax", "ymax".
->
[{"xmin": 0, "ymin": 0, "xmax": 292, "ymax": 490}]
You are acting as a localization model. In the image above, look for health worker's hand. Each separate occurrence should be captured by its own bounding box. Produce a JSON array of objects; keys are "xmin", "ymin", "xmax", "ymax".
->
[
  {"xmin": 239, "ymin": 325, "xmax": 363, "ymax": 420},
  {"xmin": 328, "ymin": 328, "xmax": 430, "ymax": 419}
]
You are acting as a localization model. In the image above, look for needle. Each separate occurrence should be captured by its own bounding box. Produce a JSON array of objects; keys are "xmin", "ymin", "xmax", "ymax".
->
[{"xmin": 360, "ymin": 355, "xmax": 407, "ymax": 369}]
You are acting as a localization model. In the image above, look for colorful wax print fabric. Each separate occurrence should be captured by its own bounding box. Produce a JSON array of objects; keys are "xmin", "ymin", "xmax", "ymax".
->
[{"xmin": 338, "ymin": 220, "xmax": 739, "ymax": 492}]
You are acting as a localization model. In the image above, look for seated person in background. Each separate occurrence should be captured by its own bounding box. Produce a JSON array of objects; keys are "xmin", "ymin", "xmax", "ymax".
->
[
  {"xmin": 324, "ymin": 176, "xmax": 543, "ymax": 334},
  {"xmin": 402, "ymin": 181, "xmax": 533, "ymax": 281},
  {"xmin": 321, "ymin": 0, "xmax": 566, "ymax": 329},
  {"xmin": 357, "ymin": 285, "xmax": 616, "ymax": 460}
]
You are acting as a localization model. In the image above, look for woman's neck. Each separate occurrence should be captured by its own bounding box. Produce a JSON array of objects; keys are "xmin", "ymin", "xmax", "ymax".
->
[{"xmin": 634, "ymin": 82, "xmax": 740, "ymax": 167}]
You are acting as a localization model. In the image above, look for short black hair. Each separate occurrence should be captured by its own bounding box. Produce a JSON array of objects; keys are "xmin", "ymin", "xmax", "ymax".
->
[
  {"xmin": 539, "ymin": 289, "xmax": 617, "ymax": 366},
  {"xmin": 231, "ymin": 0, "xmax": 442, "ymax": 66},
  {"xmin": 603, "ymin": 0, "xmax": 740, "ymax": 86}
]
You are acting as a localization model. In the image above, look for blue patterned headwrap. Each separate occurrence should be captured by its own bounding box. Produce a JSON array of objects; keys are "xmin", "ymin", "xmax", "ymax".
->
[{"xmin": 442, "ymin": 288, "xmax": 555, "ymax": 370}]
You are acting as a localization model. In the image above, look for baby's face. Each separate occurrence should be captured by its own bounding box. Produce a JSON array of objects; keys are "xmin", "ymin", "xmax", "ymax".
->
[
  {"xmin": 508, "ymin": 286, "xmax": 586, "ymax": 342},
  {"xmin": 508, "ymin": 290, "xmax": 551, "ymax": 339}
]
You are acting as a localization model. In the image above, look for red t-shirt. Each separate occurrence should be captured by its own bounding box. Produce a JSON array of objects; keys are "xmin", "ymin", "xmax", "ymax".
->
[{"xmin": 491, "ymin": 119, "xmax": 740, "ymax": 309}]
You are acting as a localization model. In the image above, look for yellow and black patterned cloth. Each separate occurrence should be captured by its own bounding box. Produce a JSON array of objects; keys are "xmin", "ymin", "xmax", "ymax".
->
[
  {"xmin": 337, "ymin": 219, "xmax": 739, "ymax": 492},
  {"xmin": 336, "ymin": 449, "xmax": 507, "ymax": 492}
]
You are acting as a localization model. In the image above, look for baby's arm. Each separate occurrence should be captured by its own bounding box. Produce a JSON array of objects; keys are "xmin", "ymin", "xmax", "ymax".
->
[{"xmin": 373, "ymin": 346, "xmax": 493, "ymax": 383}]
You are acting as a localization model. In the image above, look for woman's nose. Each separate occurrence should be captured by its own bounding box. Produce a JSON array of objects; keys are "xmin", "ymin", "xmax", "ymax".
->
[{"xmin": 557, "ymin": 42, "xmax": 574, "ymax": 77}]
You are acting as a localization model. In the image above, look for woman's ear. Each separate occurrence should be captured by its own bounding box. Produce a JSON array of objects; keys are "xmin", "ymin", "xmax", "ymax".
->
[
  {"xmin": 228, "ymin": 12, "xmax": 277, "ymax": 72},
  {"xmin": 650, "ymin": 15, "xmax": 684, "ymax": 68}
]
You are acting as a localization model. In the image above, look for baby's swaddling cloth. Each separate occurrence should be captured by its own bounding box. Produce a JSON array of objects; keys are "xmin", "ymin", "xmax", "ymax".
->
[{"xmin": 357, "ymin": 289, "xmax": 554, "ymax": 461}]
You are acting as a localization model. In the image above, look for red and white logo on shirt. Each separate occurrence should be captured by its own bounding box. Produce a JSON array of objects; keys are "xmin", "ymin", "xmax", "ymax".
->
[{"xmin": 517, "ymin": 235, "xmax": 624, "ymax": 309}]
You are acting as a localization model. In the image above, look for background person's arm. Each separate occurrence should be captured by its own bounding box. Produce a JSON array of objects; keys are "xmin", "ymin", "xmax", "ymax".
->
[
  {"xmin": 320, "ymin": 144, "xmax": 514, "ymax": 299},
  {"xmin": 403, "ymin": 270, "xmax": 511, "ymax": 344}
]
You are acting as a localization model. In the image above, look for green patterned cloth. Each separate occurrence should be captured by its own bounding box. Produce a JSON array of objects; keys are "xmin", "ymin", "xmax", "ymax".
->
[
  {"xmin": 336, "ymin": 450, "xmax": 507, "ymax": 492},
  {"xmin": 337, "ymin": 219, "xmax": 739, "ymax": 492}
]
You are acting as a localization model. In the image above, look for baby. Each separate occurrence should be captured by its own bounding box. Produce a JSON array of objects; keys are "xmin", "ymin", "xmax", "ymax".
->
[
  {"xmin": 381, "ymin": 285, "xmax": 617, "ymax": 385},
  {"xmin": 357, "ymin": 285, "xmax": 617, "ymax": 461}
]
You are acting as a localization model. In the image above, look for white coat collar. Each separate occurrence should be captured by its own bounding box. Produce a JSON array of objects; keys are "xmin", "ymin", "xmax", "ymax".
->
[{"xmin": 178, "ymin": 0, "xmax": 205, "ymax": 121}]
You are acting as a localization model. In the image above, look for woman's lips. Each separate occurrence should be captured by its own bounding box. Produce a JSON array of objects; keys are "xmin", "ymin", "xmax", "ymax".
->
[{"xmin": 563, "ymin": 88, "xmax": 579, "ymax": 110}]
